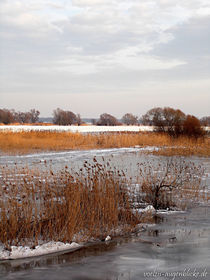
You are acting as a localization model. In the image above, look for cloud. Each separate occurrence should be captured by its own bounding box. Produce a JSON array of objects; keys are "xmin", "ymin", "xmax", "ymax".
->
[
  {"xmin": 153, "ymin": 16, "xmax": 210, "ymax": 59},
  {"xmin": 72, "ymin": 0, "xmax": 112, "ymax": 7},
  {"xmin": 0, "ymin": 0, "xmax": 210, "ymax": 117}
]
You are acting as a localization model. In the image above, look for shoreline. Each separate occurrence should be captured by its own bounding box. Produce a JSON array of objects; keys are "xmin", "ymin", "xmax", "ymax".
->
[{"xmin": 0, "ymin": 207, "xmax": 188, "ymax": 261}]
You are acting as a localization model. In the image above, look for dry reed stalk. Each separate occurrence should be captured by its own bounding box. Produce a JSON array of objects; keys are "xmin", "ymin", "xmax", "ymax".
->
[
  {"xmin": 0, "ymin": 161, "xmax": 140, "ymax": 248},
  {"xmin": 0, "ymin": 131, "xmax": 209, "ymax": 156},
  {"xmin": 0, "ymin": 156, "xmax": 207, "ymax": 249}
]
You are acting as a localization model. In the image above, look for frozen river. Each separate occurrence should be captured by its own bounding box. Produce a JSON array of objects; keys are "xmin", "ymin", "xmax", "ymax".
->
[
  {"xmin": 0, "ymin": 206, "xmax": 209, "ymax": 280},
  {"xmin": 0, "ymin": 148, "xmax": 209, "ymax": 279}
]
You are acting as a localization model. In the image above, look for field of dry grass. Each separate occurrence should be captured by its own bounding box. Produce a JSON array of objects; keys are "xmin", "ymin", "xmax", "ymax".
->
[
  {"xmin": 1, "ymin": 158, "xmax": 208, "ymax": 248},
  {"xmin": 0, "ymin": 161, "xmax": 140, "ymax": 248},
  {"xmin": 0, "ymin": 131, "xmax": 209, "ymax": 156}
]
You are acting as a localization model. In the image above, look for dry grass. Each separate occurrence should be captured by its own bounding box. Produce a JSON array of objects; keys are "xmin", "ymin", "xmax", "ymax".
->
[
  {"xmin": 0, "ymin": 157, "xmax": 207, "ymax": 248},
  {"xmin": 137, "ymin": 159, "xmax": 208, "ymax": 210},
  {"xmin": 0, "ymin": 131, "xmax": 209, "ymax": 156},
  {"xmin": 0, "ymin": 160, "xmax": 139, "ymax": 248}
]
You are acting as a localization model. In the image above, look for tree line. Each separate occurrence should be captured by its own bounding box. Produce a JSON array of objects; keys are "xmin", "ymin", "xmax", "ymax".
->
[
  {"xmin": 141, "ymin": 107, "xmax": 206, "ymax": 138},
  {"xmin": 0, "ymin": 107, "xmax": 209, "ymax": 138},
  {"xmin": 0, "ymin": 109, "xmax": 40, "ymax": 124}
]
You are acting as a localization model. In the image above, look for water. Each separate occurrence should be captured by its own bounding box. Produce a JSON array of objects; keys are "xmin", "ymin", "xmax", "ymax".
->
[
  {"xmin": 1, "ymin": 148, "xmax": 209, "ymax": 185},
  {"xmin": 0, "ymin": 207, "xmax": 209, "ymax": 280},
  {"xmin": 0, "ymin": 148, "xmax": 209, "ymax": 279}
]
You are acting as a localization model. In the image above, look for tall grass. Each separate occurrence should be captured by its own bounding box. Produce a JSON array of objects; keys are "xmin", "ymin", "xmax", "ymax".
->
[
  {"xmin": 0, "ymin": 131, "xmax": 209, "ymax": 156},
  {"xmin": 0, "ymin": 161, "xmax": 139, "ymax": 249},
  {"xmin": 0, "ymin": 157, "xmax": 208, "ymax": 249}
]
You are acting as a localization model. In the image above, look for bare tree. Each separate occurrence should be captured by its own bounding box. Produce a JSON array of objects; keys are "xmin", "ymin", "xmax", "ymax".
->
[
  {"xmin": 183, "ymin": 115, "xmax": 204, "ymax": 138},
  {"xmin": 15, "ymin": 112, "xmax": 31, "ymax": 123},
  {"xmin": 121, "ymin": 113, "xmax": 138, "ymax": 125},
  {"xmin": 97, "ymin": 113, "xmax": 119, "ymax": 126},
  {"xmin": 0, "ymin": 109, "xmax": 15, "ymax": 124},
  {"xmin": 200, "ymin": 116, "xmax": 210, "ymax": 126},
  {"xmin": 53, "ymin": 108, "xmax": 77, "ymax": 125},
  {"xmin": 138, "ymin": 159, "xmax": 204, "ymax": 210},
  {"xmin": 141, "ymin": 107, "xmax": 204, "ymax": 137},
  {"xmin": 0, "ymin": 108, "xmax": 40, "ymax": 124},
  {"xmin": 142, "ymin": 107, "xmax": 185, "ymax": 135},
  {"xmin": 76, "ymin": 114, "xmax": 82, "ymax": 126},
  {"xmin": 29, "ymin": 109, "xmax": 40, "ymax": 123}
]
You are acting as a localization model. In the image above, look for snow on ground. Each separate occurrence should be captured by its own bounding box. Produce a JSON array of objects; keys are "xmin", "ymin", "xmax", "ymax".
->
[
  {"xmin": 138, "ymin": 205, "xmax": 156, "ymax": 214},
  {"xmin": 0, "ymin": 125, "xmax": 153, "ymax": 133},
  {"xmin": 0, "ymin": 242, "xmax": 81, "ymax": 260}
]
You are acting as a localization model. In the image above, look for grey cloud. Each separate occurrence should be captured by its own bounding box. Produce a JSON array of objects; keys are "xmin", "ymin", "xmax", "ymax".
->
[
  {"xmin": 1, "ymin": 0, "xmax": 210, "ymax": 117},
  {"xmin": 148, "ymin": 16, "xmax": 210, "ymax": 80},
  {"xmin": 153, "ymin": 16, "xmax": 210, "ymax": 59}
]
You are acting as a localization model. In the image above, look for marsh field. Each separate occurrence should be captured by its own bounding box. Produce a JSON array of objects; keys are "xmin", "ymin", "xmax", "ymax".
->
[{"xmin": 0, "ymin": 129, "xmax": 209, "ymax": 279}]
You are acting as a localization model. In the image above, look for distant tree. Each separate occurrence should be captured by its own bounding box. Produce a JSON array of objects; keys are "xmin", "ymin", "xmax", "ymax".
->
[
  {"xmin": 142, "ymin": 107, "xmax": 185, "ymax": 137},
  {"xmin": 141, "ymin": 107, "xmax": 204, "ymax": 138},
  {"xmin": 97, "ymin": 113, "xmax": 119, "ymax": 126},
  {"xmin": 15, "ymin": 112, "xmax": 31, "ymax": 123},
  {"xmin": 0, "ymin": 109, "xmax": 15, "ymax": 124},
  {"xmin": 29, "ymin": 109, "xmax": 40, "ymax": 123},
  {"xmin": 162, "ymin": 107, "xmax": 185, "ymax": 136},
  {"xmin": 76, "ymin": 114, "xmax": 82, "ymax": 126},
  {"xmin": 142, "ymin": 107, "xmax": 164, "ymax": 126},
  {"xmin": 53, "ymin": 108, "xmax": 77, "ymax": 125},
  {"xmin": 183, "ymin": 115, "xmax": 204, "ymax": 138},
  {"xmin": 0, "ymin": 108, "xmax": 40, "ymax": 124},
  {"xmin": 122, "ymin": 113, "xmax": 138, "ymax": 125},
  {"xmin": 200, "ymin": 116, "xmax": 210, "ymax": 126}
]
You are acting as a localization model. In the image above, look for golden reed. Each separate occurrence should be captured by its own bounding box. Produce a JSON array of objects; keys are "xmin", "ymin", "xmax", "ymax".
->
[{"xmin": 0, "ymin": 131, "xmax": 209, "ymax": 156}]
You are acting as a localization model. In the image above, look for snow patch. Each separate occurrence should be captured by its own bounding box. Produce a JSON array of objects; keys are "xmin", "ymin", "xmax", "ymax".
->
[
  {"xmin": 0, "ymin": 241, "xmax": 81, "ymax": 260},
  {"xmin": 105, "ymin": 235, "xmax": 111, "ymax": 242},
  {"xmin": 139, "ymin": 205, "xmax": 156, "ymax": 213},
  {"xmin": 0, "ymin": 125, "xmax": 153, "ymax": 133}
]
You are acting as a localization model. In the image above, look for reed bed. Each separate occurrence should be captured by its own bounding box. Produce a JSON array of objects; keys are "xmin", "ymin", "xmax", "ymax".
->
[
  {"xmin": 0, "ymin": 157, "xmax": 208, "ymax": 249},
  {"xmin": 0, "ymin": 160, "xmax": 139, "ymax": 249},
  {"xmin": 0, "ymin": 131, "xmax": 209, "ymax": 156}
]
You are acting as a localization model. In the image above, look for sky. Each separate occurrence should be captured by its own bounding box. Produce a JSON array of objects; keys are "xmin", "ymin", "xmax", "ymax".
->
[{"xmin": 0, "ymin": 0, "xmax": 210, "ymax": 118}]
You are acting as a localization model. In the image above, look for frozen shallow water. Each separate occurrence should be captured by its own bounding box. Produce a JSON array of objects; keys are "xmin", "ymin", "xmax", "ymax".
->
[
  {"xmin": 0, "ymin": 206, "xmax": 209, "ymax": 280},
  {"xmin": 0, "ymin": 149, "xmax": 209, "ymax": 279}
]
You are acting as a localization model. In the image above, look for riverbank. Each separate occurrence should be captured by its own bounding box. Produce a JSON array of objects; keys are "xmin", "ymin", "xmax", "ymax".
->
[
  {"xmin": 0, "ymin": 155, "xmax": 207, "ymax": 256},
  {"xmin": 0, "ymin": 206, "xmax": 209, "ymax": 279},
  {"xmin": 0, "ymin": 130, "xmax": 209, "ymax": 156}
]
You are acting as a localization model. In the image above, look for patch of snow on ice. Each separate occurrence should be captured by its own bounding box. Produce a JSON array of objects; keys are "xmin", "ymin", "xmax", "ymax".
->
[
  {"xmin": 140, "ymin": 205, "xmax": 156, "ymax": 213},
  {"xmin": 105, "ymin": 236, "xmax": 111, "ymax": 242},
  {"xmin": 0, "ymin": 241, "xmax": 81, "ymax": 260}
]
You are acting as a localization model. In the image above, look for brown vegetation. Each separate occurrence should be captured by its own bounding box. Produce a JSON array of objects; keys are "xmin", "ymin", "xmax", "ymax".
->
[
  {"xmin": 0, "ymin": 131, "xmax": 209, "ymax": 156},
  {"xmin": 0, "ymin": 161, "xmax": 139, "ymax": 248},
  {"xmin": 142, "ymin": 107, "xmax": 205, "ymax": 138},
  {"xmin": 0, "ymin": 158, "xmax": 207, "ymax": 248},
  {"xmin": 0, "ymin": 108, "xmax": 40, "ymax": 124},
  {"xmin": 121, "ymin": 113, "xmax": 138, "ymax": 125},
  {"xmin": 53, "ymin": 108, "xmax": 81, "ymax": 125},
  {"xmin": 137, "ymin": 159, "xmax": 207, "ymax": 210},
  {"xmin": 97, "ymin": 113, "xmax": 120, "ymax": 126}
]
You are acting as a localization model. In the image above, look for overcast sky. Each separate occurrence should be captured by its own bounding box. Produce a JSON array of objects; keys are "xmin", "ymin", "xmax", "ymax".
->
[{"xmin": 0, "ymin": 0, "xmax": 210, "ymax": 117}]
